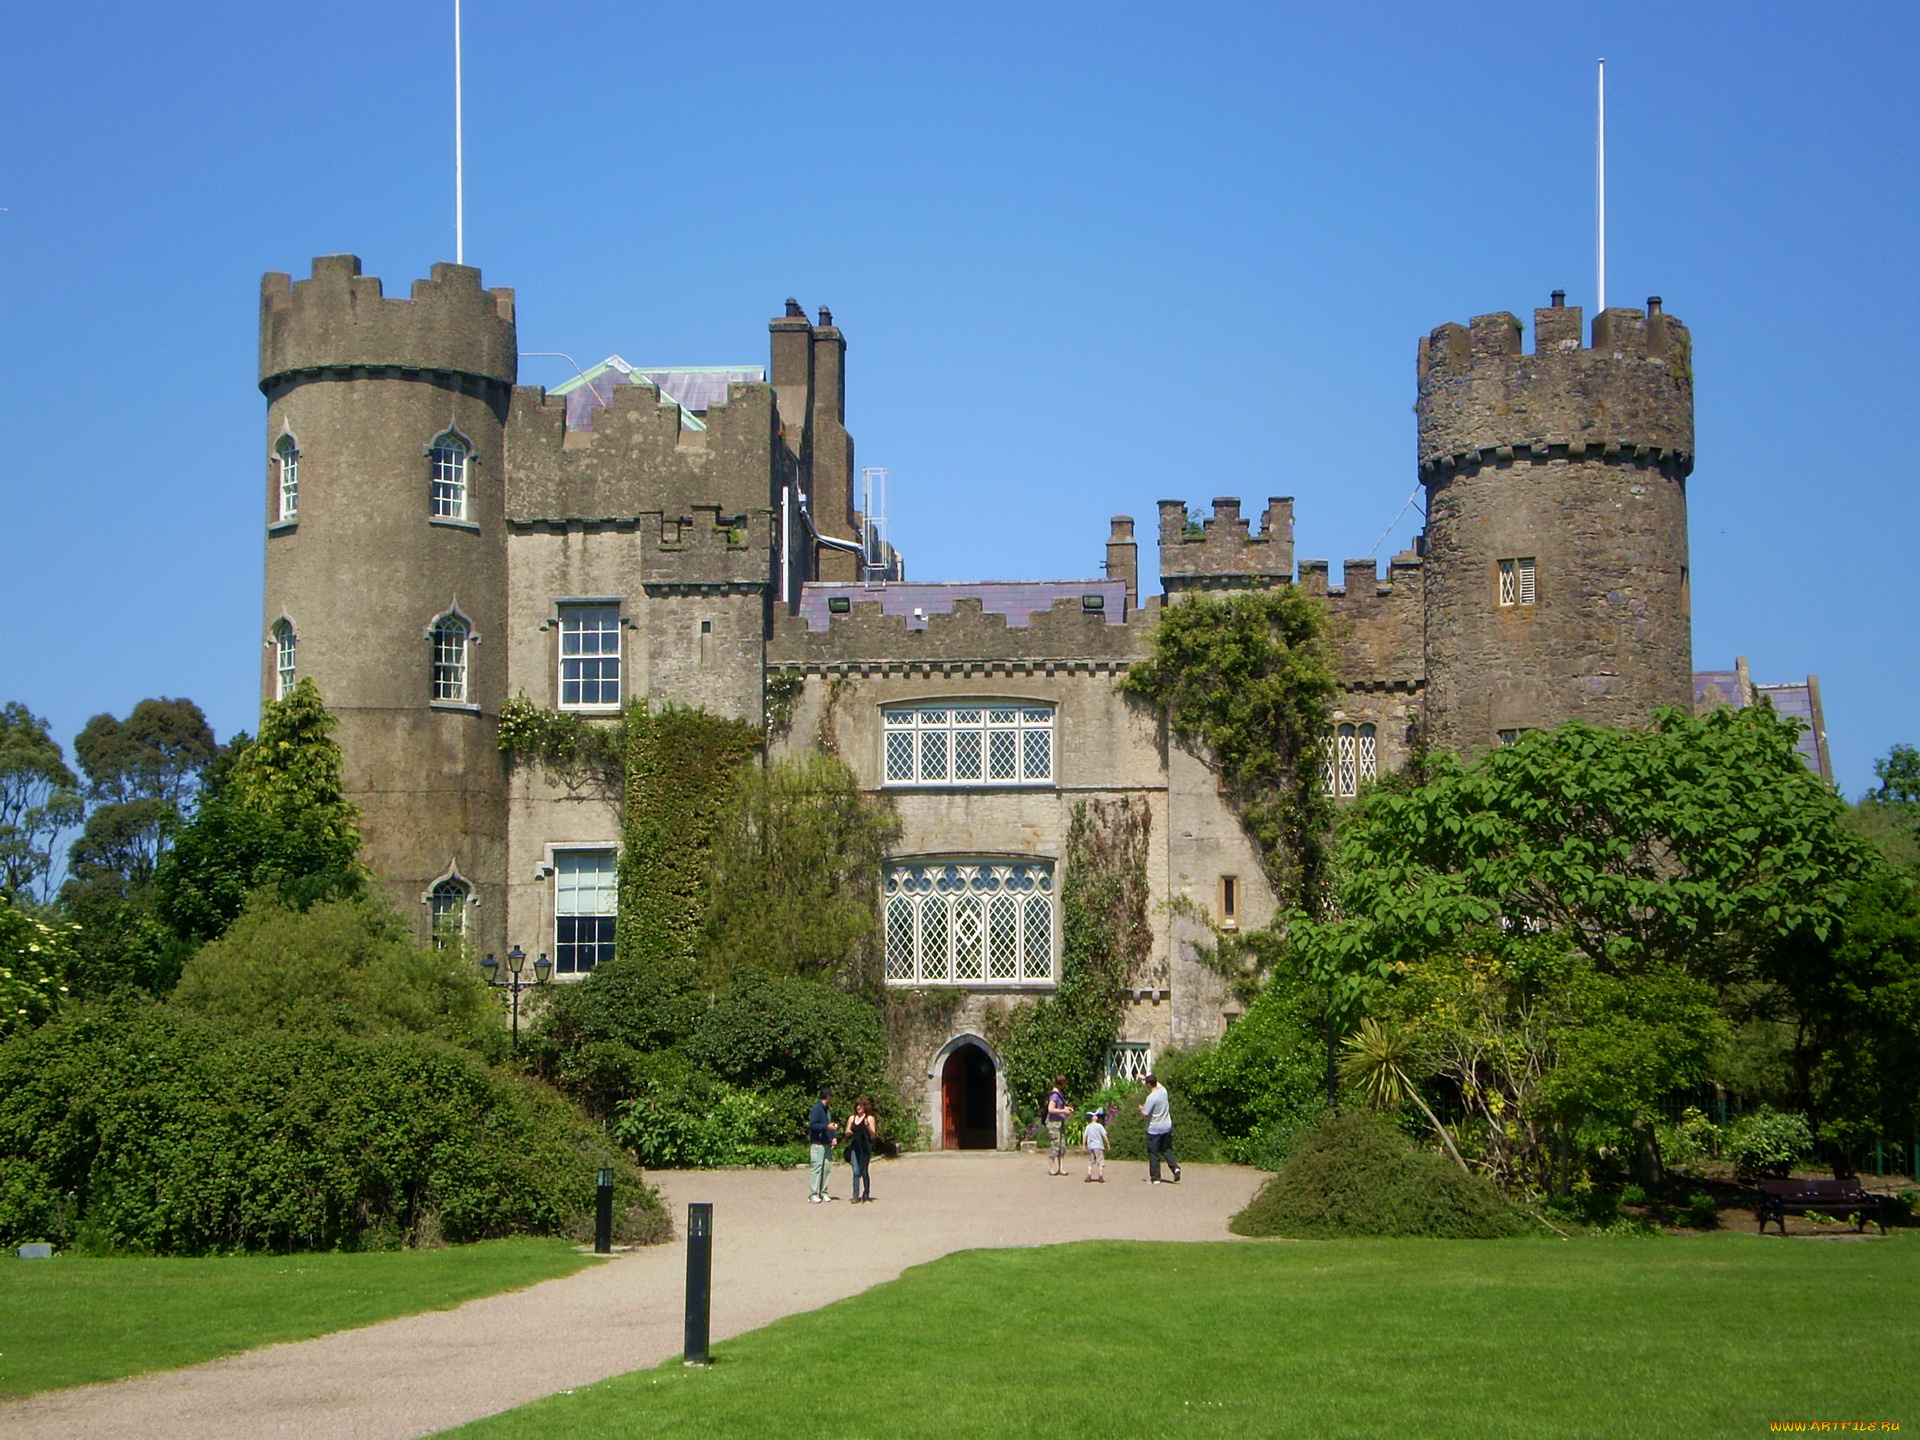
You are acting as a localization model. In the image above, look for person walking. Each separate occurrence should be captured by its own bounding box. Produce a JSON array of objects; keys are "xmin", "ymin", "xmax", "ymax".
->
[
  {"xmin": 846, "ymin": 1096, "xmax": 878, "ymax": 1203},
  {"xmin": 1044, "ymin": 1076, "xmax": 1073, "ymax": 1175},
  {"xmin": 1140, "ymin": 1074, "xmax": 1180, "ymax": 1184},
  {"xmin": 807, "ymin": 1086, "xmax": 839, "ymax": 1203},
  {"xmin": 1083, "ymin": 1107, "xmax": 1109, "ymax": 1183}
]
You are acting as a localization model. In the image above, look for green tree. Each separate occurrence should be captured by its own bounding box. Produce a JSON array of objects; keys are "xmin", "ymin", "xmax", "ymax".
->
[
  {"xmin": 1873, "ymin": 744, "xmax": 1920, "ymax": 804},
  {"xmin": 1119, "ymin": 589, "xmax": 1337, "ymax": 909},
  {"xmin": 0, "ymin": 703, "xmax": 82, "ymax": 903},
  {"xmin": 1291, "ymin": 705, "xmax": 1869, "ymax": 1014},
  {"xmin": 0, "ymin": 891, "xmax": 75, "ymax": 1036},
  {"xmin": 703, "ymin": 752, "xmax": 899, "ymax": 988},
  {"xmin": 1851, "ymin": 743, "xmax": 1920, "ymax": 870},
  {"xmin": 153, "ymin": 680, "xmax": 361, "ymax": 945},
  {"xmin": 172, "ymin": 893, "xmax": 504, "ymax": 1058}
]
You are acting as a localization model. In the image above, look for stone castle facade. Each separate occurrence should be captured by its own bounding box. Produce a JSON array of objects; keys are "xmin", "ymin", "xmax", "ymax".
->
[{"xmin": 257, "ymin": 256, "xmax": 1695, "ymax": 1146}]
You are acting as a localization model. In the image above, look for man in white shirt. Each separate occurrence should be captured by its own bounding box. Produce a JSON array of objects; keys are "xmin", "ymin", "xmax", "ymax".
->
[{"xmin": 1139, "ymin": 1073, "xmax": 1180, "ymax": 1184}]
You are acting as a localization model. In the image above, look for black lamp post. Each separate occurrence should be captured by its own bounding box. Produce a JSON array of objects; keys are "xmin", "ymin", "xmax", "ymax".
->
[{"xmin": 481, "ymin": 943, "xmax": 552, "ymax": 1051}]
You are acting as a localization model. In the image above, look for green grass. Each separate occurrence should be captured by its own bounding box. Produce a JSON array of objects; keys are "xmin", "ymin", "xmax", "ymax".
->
[
  {"xmin": 0, "ymin": 1238, "xmax": 599, "ymax": 1397},
  {"xmin": 444, "ymin": 1235, "xmax": 1919, "ymax": 1440}
]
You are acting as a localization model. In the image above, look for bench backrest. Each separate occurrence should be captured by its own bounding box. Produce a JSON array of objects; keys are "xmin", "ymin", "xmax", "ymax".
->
[{"xmin": 1757, "ymin": 1178, "xmax": 1866, "ymax": 1199}]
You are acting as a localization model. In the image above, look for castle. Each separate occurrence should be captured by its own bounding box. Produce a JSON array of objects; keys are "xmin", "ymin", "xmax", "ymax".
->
[{"xmin": 258, "ymin": 256, "xmax": 1702, "ymax": 1146}]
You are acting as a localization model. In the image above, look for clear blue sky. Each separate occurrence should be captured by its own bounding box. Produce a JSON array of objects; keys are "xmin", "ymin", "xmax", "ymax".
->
[{"xmin": 2, "ymin": 3, "xmax": 1914, "ymax": 797}]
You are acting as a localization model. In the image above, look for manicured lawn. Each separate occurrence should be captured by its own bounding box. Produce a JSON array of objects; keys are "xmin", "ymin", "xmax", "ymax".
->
[
  {"xmin": 445, "ymin": 1235, "xmax": 1917, "ymax": 1440},
  {"xmin": 0, "ymin": 1238, "xmax": 599, "ymax": 1397}
]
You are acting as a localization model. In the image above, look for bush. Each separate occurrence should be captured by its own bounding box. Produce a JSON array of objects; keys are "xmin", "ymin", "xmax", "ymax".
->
[
  {"xmin": 1102, "ymin": 1081, "xmax": 1229, "ymax": 1164},
  {"xmin": 172, "ymin": 894, "xmax": 503, "ymax": 1058},
  {"xmin": 613, "ymin": 1081, "xmax": 805, "ymax": 1169},
  {"xmin": 1656, "ymin": 1106, "xmax": 1721, "ymax": 1170},
  {"xmin": 1229, "ymin": 1110, "xmax": 1522, "ymax": 1239},
  {"xmin": 0, "ymin": 1003, "xmax": 667, "ymax": 1254},
  {"xmin": 1725, "ymin": 1106, "xmax": 1814, "ymax": 1180},
  {"xmin": 1175, "ymin": 971, "xmax": 1326, "ymax": 1146}
]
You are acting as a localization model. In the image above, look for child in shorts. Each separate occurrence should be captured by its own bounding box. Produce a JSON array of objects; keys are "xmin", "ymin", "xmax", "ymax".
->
[{"xmin": 1083, "ymin": 1107, "xmax": 1109, "ymax": 1182}]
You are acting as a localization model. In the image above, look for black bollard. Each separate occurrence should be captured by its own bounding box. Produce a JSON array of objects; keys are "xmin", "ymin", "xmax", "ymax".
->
[
  {"xmin": 684, "ymin": 1202, "xmax": 713, "ymax": 1366},
  {"xmin": 594, "ymin": 1168, "xmax": 613, "ymax": 1255}
]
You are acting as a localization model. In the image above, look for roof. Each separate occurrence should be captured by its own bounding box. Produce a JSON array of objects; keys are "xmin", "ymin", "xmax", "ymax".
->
[
  {"xmin": 549, "ymin": 358, "xmax": 765, "ymax": 433},
  {"xmin": 798, "ymin": 581, "xmax": 1129, "ymax": 632},
  {"xmin": 1692, "ymin": 668, "xmax": 1831, "ymax": 782}
]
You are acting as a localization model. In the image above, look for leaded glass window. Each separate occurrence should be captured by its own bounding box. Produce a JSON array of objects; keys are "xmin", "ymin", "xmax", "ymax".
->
[
  {"xmin": 554, "ymin": 849, "xmax": 617, "ymax": 975},
  {"xmin": 272, "ymin": 619, "xmax": 296, "ymax": 700},
  {"xmin": 431, "ymin": 614, "xmax": 470, "ymax": 703},
  {"xmin": 559, "ymin": 605, "xmax": 621, "ymax": 709},
  {"xmin": 275, "ymin": 436, "xmax": 298, "ymax": 522},
  {"xmin": 429, "ymin": 878, "xmax": 468, "ymax": 948},
  {"xmin": 1498, "ymin": 557, "xmax": 1536, "ymax": 607},
  {"xmin": 1107, "ymin": 1043, "xmax": 1153, "ymax": 1084},
  {"xmin": 429, "ymin": 433, "xmax": 469, "ymax": 520},
  {"xmin": 881, "ymin": 861, "xmax": 1055, "ymax": 987},
  {"xmin": 880, "ymin": 703, "xmax": 1054, "ymax": 787},
  {"xmin": 1325, "ymin": 723, "xmax": 1377, "ymax": 799}
]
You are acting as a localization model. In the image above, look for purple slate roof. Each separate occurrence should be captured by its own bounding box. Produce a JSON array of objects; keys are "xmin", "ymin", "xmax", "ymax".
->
[
  {"xmin": 1755, "ymin": 682, "xmax": 1825, "ymax": 773},
  {"xmin": 798, "ymin": 581, "xmax": 1129, "ymax": 632},
  {"xmin": 1693, "ymin": 672, "xmax": 1743, "ymax": 710}
]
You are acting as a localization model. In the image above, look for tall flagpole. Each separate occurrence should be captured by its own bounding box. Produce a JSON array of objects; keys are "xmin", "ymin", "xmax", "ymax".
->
[
  {"xmin": 455, "ymin": 0, "xmax": 465, "ymax": 265},
  {"xmin": 1596, "ymin": 57, "xmax": 1605, "ymax": 313}
]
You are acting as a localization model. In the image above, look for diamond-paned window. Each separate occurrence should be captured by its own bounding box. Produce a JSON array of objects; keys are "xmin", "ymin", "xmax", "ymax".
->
[
  {"xmin": 559, "ymin": 605, "xmax": 621, "ymax": 710},
  {"xmin": 1498, "ymin": 557, "xmax": 1537, "ymax": 608},
  {"xmin": 1325, "ymin": 723, "xmax": 1378, "ymax": 799},
  {"xmin": 882, "ymin": 861, "xmax": 1056, "ymax": 987},
  {"xmin": 879, "ymin": 703, "xmax": 1054, "ymax": 787}
]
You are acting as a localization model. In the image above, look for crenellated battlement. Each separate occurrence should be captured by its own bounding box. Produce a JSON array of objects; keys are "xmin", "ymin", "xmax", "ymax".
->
[
  {"xmin": 1157, "ymin": 497, "xmax": 1294, "ymax": 592},
  {"xmin": 260, "ymin": 256, "xmax": 517, "ymax": 394},
  {"xmin": 1416, "ymin": 298, "xmax": 1693, "ymax": 481},
  {"xmin": 769, "ymin": 588, "xmax": 1142, "ymax": 669},
  {"xmin": 1298, "ymin": 551, "xmax": 1426, "ymax": 685}
]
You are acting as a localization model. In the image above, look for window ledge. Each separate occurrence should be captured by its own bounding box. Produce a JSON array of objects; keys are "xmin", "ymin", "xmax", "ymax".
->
[
  {"xmin": 429, "ymin": 702, "xmax": 482, "ymax": 714},
  {"xmin": 885, "ymin": 980, "xmax": 1058, "ymax": 993},
  {"xmin": 430, "ymin": 517, "xmax": 481, "ymax": 533},
  {"xmin": 268, "ymin": 519, "xmax": 298, "ymax": 534},
  {"xmin": 557, "ymin": 704, "xmax": 624, "ymax": 716},
  {"xmin": 883, "ymin": 783, "xmax": 1057, "ymax": 792}
]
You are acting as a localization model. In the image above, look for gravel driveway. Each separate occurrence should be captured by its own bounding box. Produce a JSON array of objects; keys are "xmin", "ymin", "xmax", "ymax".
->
[{"xmin": 0, "ymin": 1153, "xmax": 1263, "ymax": 1440}]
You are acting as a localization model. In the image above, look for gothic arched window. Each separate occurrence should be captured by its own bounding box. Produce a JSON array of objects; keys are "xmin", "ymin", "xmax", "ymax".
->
[
  {"xmin": 429, "ymin": 877, "xmax": 469, "ymax": 948},
  {"xmin": 275, "ymin": 435, "xmax": 299, "ymax": 522},
  {"xmin": 1322, "ymin": 722, "xmax": 1377, "ymax": 798},
  {"xmin": 271, "ymin": 619, "xmax": 297, "ymax": 700},
  {"xmin": 428, "ymin": 432, "xmax": 470, "ymax": 520},
  {"xmin": 431, "ymin": 613, "xmax": 471, "ymax": 704}
]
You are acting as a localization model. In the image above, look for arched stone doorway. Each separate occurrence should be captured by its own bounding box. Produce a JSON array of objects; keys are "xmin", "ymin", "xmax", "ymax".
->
[{"xmin": 930, "ymin": 1035, "xmax": 1002, "ymax": 1149}]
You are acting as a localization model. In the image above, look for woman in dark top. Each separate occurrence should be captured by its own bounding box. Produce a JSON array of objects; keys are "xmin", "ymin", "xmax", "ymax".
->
[{"xmin": 846, "ymin": 1097, "xmax": 878, "ymax": 1203}]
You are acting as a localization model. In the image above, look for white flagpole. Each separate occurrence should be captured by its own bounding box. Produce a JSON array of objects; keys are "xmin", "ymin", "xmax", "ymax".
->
[
  {"xmin": 1596, "ymin": 57, "xmax": 1605, "ymax": 313},
  {"xmin": 455, "ymin": 0, "xmax": 465, "ymax": 265}
]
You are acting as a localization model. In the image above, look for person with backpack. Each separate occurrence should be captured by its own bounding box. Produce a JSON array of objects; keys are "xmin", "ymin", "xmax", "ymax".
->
[
  {"xmin": 1140, "ymin": 1074, "xmax": 1180, "ymax": 1184},
  {"xmin": 1044, "ymin": 1075, "xmax": 1073, "ymax": 1175}
]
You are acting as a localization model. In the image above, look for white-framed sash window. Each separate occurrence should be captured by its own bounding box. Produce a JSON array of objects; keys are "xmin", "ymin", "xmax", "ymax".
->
[
  {"xmin": 559, "ymin": 605, "xmax": 622, "ymax": 710},
  {"xmin": 554, "ymin": 848, "xmax": 617, "ymax": 975}
]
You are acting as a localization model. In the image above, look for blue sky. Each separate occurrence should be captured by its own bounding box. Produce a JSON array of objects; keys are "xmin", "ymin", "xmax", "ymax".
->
[{"xmin": 1, "ymin": 2, "xmax": 1914, "ymax": 797}]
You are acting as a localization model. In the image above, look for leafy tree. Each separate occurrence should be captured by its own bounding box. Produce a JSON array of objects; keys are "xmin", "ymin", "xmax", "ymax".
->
[
  {"xmin": 172, "ymin": 894, "xmax": 504, "ymax": 1058},
  {"xmin": 1872, "ymin": 744, "xmax": 1920, "ymax": 805},
  {"xmin": 153, "ymin": 681, "xmax": 362, "ymax": 945},
  {"xmin": 1174, "ymin": 966, "xmax": 1327, "ymax": 1158},
  {"xmin": 1119, "ymin": 589, "xmax": 1337, "ymax": 909},
  {"xmin": 0, "ymin": 891, "xmax": 75, "ymax": 1037},
  {"xmin": 1291, "ymin": 705, "xmax": 1869, "ymax": 1015},
  {"xmin": 703, "ymin": 752, "xmax": 899, "ymax": 989},
  {"xmin": 0, "ymin": 703, "xmax": 81, "ymax": 903},
  {"xmin": 1851, "ymin": 743, "xmax": 1920, "ymax": 870}
]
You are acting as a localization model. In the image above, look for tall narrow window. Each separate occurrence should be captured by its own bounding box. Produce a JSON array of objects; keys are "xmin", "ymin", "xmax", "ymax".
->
[
  {"xmin": 559, "ymin": 605, "xmax": 621, "ymax": 710},
  {"xmin": 431, "ymin": 614, "xmax": 471, "ymax": 704},
  {"xmin": 272, "ymin": 619, "xmax": 296, "ymax": 700},
  {"xmin": 275, "ymin": 436, "xmax": 298, "ymax": 522},
  {"xmin": 1324, "ymin": 722, "xmax": 1377, "ymax": 798},
  {"xmin": 1498, "ymin": 557, "xmax": 1537, "ymax": 607},
  {"xmin": 429, "ymin": 432, "xmax": 469, "ymax": 520},
  {"xmin": 429, "ymin": 878, "xmax": 468, "ymax": 948},
  {"xmin": 1219, "ymin": 875, "xmax": 1239, "ymax": 930},
  {"xmin": 554, "ymin": 850, "xmax": 618, "ymax": 974}
]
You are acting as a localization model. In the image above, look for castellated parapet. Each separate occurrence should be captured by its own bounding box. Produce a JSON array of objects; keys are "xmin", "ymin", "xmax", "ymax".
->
[
  {"xmin": 1158, "ymin": 497, "xmax": 1294, "ymax": 592},
  {"xmin": 260, "ymin": 255, "xmax": 518, "ymax": 404},
  {"xmin": 1417, "ymin": 299, "xmax": 1694, "ymax": 756}
]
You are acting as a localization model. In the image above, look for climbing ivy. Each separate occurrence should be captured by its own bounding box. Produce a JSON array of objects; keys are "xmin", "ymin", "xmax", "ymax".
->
[
  {"xmin": 993, "ymin": 797, "xmax": 1152, "ymax": 1113},
  {"xmin": 1119, "ymin": 589, "xmax": 1337, "ymax": 910},
  {"xmin": 616, "ymin": 704, "xmax": 761, "ymax": 984},
  {"xmin": 497, "ymin": 697, "xmax": 625, "ymax": 804}
]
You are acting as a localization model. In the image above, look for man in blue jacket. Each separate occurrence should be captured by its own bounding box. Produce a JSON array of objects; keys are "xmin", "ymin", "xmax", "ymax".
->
[{"xmin": 808, "ymin": 1086, "xmax": 839, "ymax": 1203}]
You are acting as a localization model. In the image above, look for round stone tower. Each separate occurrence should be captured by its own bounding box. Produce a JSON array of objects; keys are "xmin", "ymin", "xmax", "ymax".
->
[
  {"xmin": 1416, "ymin": 296, "xmax": 1694, "ymax": 758},
  {"xmin": 258, "ymin": 255, "xmax": 516, "ymax": 951}
]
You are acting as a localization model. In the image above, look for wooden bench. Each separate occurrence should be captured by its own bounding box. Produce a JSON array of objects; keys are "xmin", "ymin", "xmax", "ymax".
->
[{"xmin": 1754, "ymin": 1178, "xmax": 1886, "ymax": 1235}]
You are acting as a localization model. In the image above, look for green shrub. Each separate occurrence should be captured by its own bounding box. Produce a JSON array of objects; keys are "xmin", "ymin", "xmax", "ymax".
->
[
  {"xmin": 0, "ymin": 1003, "xmax": 666, "ymax": 1254},
  {"xmin": 1656, "ymin": 1106, "xmax": 1721, "ymax": 1169},
  {"xmin": 1229, "ymin": 1110, "xmax": 1522, "ymax": 1239},
  {"xmin": 612, "ymin": 1081, "xmax": 804, "ymax": 1169},
  {"xmin": 172, "ymin": 895, "xmax": 503, "ymax": 1058},
  {"xmin": 1681, "ymin": 1192, "xmax": 1721, "ymax": 1230},
  {"xmin": 0, "ymin": 892, "xmax": 74, "ymax": 1037},
  {"xmin": 1102, "ymin": 1082, "xmax": 1229, "ymax": 1164},
  {"xmin": 1174, "ymin": 972, "xmax": 1326, "ymax": 1145},
  {"xmin": 1725, "ymin": 1106, "xmax": 1814, "ymax": 1180}
]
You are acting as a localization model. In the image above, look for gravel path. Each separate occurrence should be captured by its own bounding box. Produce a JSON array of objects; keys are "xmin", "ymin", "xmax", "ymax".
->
[{"xmin": 0, "ymin": 1154, "xmax": 1263, "ymax": 1440}]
